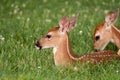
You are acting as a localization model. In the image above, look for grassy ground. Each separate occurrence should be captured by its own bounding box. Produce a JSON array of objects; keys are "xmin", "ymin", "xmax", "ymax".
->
[{"xmin": 0, "ymin": 0, "xmax": 120, "ymax": 80}]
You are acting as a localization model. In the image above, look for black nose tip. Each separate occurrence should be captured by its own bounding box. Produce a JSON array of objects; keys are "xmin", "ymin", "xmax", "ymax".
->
[
  {"xmin": 35, "ymin": 41, "xmax": 42, "ymax": 49},
  {"xmin": 35, "ymin": 41, "xmax": 39, "ymax": 47},
  {"xmin": 94, "ymin": 49, "xmax": 98, "ymax": 52}
]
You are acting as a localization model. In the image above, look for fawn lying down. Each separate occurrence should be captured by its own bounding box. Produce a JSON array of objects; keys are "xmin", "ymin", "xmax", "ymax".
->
[
  {"xmin": 35, "ymin": 16, "xmax": 120, "ymax": 66},
  {"xmin": 93, "ymin": 9, "xmax": 120, "ymax": 51}
]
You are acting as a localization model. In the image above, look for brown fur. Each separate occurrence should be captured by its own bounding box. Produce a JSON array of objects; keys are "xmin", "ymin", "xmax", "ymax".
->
[
  {"xmin": 93, "ymin": 9, "xmax": 120, "ymax": 50},
  {"xmin": 36, "ymin": 27, "xmax": 120, "ymax": 66},
  {"xmin": 35, "ymin": 15, "xmax": 120, "ymax": 67},
  {"xmin": 94, "ymin": 22, "xmax": 105, "ymax": 36}
]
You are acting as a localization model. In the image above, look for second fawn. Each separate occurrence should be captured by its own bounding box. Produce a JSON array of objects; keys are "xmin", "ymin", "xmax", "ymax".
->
[
  {"xmin": 93, "ymin": 9, "xmax": 120, "ymax": 51},
  {"xmin": 35, "ymin": 16, "xmax": 120, "ymax": 66}
]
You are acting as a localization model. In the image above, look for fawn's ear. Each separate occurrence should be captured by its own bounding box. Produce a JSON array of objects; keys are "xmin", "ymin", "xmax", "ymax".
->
[
  {"xmin": 59, "ymin": 16, "xmax": 69, "ymax": 32},
  {"xmin": 59, "ymin": 16, "xmax": 77, "ymax": 32},
  {"xmin": 105, "ymin": 9, "xmax": 119, "ymax": 25}
]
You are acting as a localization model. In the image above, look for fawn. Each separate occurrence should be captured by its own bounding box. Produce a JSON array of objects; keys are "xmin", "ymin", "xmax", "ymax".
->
[
  {"xmin": 93, "ymin": 9, "xmax": 120, "ymax": 51},
  {"xmin": 35, "ymin": 16, "xmax": 120, "ymax": 66}
]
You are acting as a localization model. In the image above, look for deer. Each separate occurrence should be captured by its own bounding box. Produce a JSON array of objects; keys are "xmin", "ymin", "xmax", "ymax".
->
[
  {"xmin": 93, "ymin": 9, "xmax": 120, "ymax": 52},
  {"xmin": 35, "ymin": 16, "xmax": 120, "ymax": 66}
]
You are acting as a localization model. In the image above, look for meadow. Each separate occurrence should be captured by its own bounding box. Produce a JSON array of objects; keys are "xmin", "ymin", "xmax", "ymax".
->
[{"xmin": 0, "ymin": 0, "xmax": 120, "ymax": 80}]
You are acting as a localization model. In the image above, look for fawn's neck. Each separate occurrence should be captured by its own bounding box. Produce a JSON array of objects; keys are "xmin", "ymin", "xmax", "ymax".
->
[
  {"xmin": 111, "ymin": 26, "xmax": 120, "ymax": 48},
  {"xmin": 53, "ymin": 33, "xmax": 78, "ymax": 66}
]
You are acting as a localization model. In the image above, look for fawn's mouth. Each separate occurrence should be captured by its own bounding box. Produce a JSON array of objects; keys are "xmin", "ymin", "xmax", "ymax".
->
[{"xmin": 35, "ymin": 46, "xmax": 42, "ymax": 50}]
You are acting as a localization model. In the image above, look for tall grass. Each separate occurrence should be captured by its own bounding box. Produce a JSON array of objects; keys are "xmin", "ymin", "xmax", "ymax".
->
[{"xmin": 0, "ymin": 0, "xmax": 120, "ymax": 79}]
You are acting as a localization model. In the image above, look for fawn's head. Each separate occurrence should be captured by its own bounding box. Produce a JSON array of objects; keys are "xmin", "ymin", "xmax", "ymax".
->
[
  {"xmin": 35, "ymin": 16, "xmax": 77, "ymax": 50},
  {"xmin": 93, "ymin": 9, "xmax": 119, "ymax": 51}
]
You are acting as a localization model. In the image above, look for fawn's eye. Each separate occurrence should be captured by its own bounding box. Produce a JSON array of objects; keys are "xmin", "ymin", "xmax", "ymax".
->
[
  {"xmin": 95, "ymin": 35, "xmax": 100, "ymax": 41},
  {"xmin": 46, "ymin": 35, "xmax": 51, "ymax": 39}
]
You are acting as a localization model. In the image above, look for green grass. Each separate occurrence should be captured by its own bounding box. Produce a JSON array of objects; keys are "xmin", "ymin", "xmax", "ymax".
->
[{"xmin": 0, "ymin": 0, "xmax": 120, "ymax": 79}]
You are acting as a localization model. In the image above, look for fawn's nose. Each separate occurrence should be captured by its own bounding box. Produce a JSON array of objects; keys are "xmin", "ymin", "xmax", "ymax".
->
[
  {"xmin": 94, "ymin": 49, "xmax": 99, "ymax": 52},
  {"xmin": 35, "ymin": 41, "xmax": 42, "ymax": 50},
  {"xmin": 35, "ymin": 41, "xmax": 39, "ymax": 47}
]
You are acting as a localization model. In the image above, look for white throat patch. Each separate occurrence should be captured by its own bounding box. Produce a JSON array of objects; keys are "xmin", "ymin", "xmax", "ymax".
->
[{"xmin": 53, "ymin": 47, "xmax": 57, "ymax": 54}]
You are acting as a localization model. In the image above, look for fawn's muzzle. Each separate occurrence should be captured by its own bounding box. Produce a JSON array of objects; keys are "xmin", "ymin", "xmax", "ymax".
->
[
  {"xmin": 35, "ymin": 41, "xmax": 42, "ymax": 50},
  {"xmin": 94, "ymin": 49, "xmax": 99, "ymax": 52}
]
